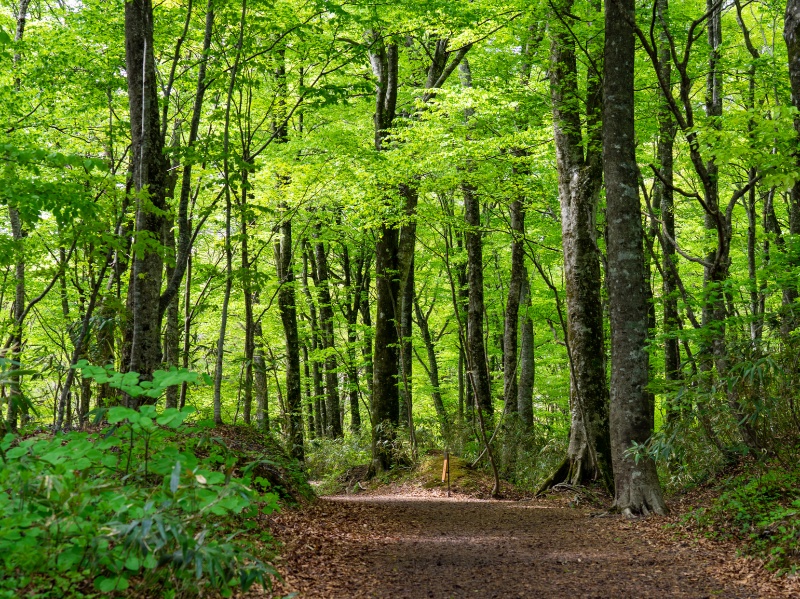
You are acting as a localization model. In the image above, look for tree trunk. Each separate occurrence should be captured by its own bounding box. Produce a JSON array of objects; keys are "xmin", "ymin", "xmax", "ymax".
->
[
  {"xmin": 179, "ymin": 255, "xmax": 192, "ymax": 409},
  {"xmin": 277, "ymin": 210, "xmax": 304, "ymax": 460},
  {"xmin": 343, "ymin": 245, "xmax": 363, "ymax": 433},
  {"xmin": 399, "ymin": 256, "xmax": 414, "ymax": 428},
  {"xmin": 7, "ymin": 0, "xmax": 27, "ymax": 429},
  {"xmin": 653, "ymin": 0, "xmax": 681, "ymax": 420},
  {"xmin": 413, "ymin": 296, "xmax": 450, "ymax": 436},
  {"xmin": 313, "ymin": 230, "xmax": 342, "ymax": 438},
  {"xmin": 254, "ymin": 319, "xmax": 269, "ymax": 431},
  {"xmin": 302, "ymin": 249, "xmax": 325, "ymax": 438},
  {"xmin": 503, "ymin": 198, "xmax": 525, "ymax": 415},
  {"xmin": 604, "ymin": 0, "xmax": 667, "ymax": 516},
  {"xmin": 463, "ymin": 180, "xmax": 493, "ymax": 416},
  {"xmin": 163, "ymin": 219, "xmax": 180, "ymax": 409},
  {"xmin": 368, "ymin": 38, "xmax": 401, "ymax": 473},
  {"xmin": 302, "ymin": 343, "xmax": 315, "ymax": 438},
  {"xmin": 548, "ymin": 1, "xmax": 612, "ymax": 490},
  {"xmin": 212, "ymin": 0, "xmax": 246, "ymax": 425},
  {"xmin": 784, "ymin": 0, "xmax": 800, "ymax": 329},
  {"xmin": 125, "ymin": 0, "xmax": 169, "ymax": 399},
  {"xmin": 241, "ymin": 201, "xmax": 254, "ymax": 423},
  {"xmin": 517, "ymin": 271, "xmax": 534, "ymax": 427}
]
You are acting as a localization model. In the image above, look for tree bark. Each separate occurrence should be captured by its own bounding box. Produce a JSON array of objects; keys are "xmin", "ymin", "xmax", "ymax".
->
[
  {"xmin": 369, "ymin": 38, "xmax": 402, "ymax": 472},
  {"xmin": 784, "ymin": 0, "xmax": 800, "ymax": 329},
  {"xmin": 164, "ymin": 218, "xmax": 180, "ymax": 409},
  {"xmin": 212, "ymin": 0, "xmax": 246, "ymax": 425},
  {"xmin": 653, "ymin": 0, "xmax": 681, "ymax": 419},
  {"xmin": 241, "ymin": 193, "xmax": 255, "ymax": 424},
  {"xmin": 503, "ymin": 197, "xmax": 525, "ymax": 415},
  {"xmin": 302, "ymin": 248, "xmax": 325, "ymax": 438},
  {"xmin": 399, "ymin": 256, "xmax": 414, "ymax": 428},
  {"xmin": 302, "ymin": 343, "xmax": 315, "ymax": 438},
  {"xmin": 277, "ymin": 210, "xmax": 305, "ymax": 460},
  {"xmin": 413, "ymin": 296, "xmax": 450, "ymax": 436},
  {"xmin": 6, "ymin": 0, "xmax": 26, "ymax": 428},
  {"xmin": 313, "ymin": 229, "xmax": 342, "ymax": 438},
  {"xmin": 517, "ymin": 271, "xmax": 534, "ymax": 427},
  {"xmin": 125, "ymin": 0, "xmax": 170, "ymax": 398},
  {"xmin": 463, "ymin": 180, "xmax": 493, "ymax": 416},
  {"xmin": 548, "ymin": 0, "xmax": 612, "ymax": 490},
  {"xmin": 343, "ymin": 245, "xmax": 364, "ymax": 432},
  {"xmin": 254, "ymin": 318, "xmax": 269, "ymax": 432},
  {"xmin": 604, "ymin": 0, "xmax": 667, "ymax": 516}
]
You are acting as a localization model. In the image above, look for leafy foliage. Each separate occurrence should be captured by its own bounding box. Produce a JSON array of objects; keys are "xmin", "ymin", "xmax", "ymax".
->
[{"xmin": 0, "ymin": 377, "xmax": 281, "ymax": 597}]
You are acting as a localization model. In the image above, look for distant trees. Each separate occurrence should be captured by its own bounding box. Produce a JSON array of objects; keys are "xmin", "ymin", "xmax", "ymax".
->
[{"xmin": 4, "ymin": 0, "xmax": 800, "ymax": 514}]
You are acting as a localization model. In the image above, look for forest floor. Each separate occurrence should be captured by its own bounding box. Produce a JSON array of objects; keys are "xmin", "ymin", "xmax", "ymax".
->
[{"xmin": 254, "ymin": 472, "xmax": 800, "ymax": 599}]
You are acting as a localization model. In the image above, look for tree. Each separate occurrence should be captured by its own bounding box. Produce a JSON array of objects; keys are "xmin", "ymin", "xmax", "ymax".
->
[
  {"xmin": 124, "ymin": 0, "xmax": 170, "ymax": 401},
  {"xmin": 604, "ymin": 0, "xmax": 667, "ymax": 516},
  {"xmin": 545, "ymin": 0, "xmax": 612, "ymax": 491}
]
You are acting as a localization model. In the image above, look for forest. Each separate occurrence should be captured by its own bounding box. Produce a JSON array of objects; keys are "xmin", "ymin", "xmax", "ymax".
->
[{"xmin": 2, "ymin": 0, "xmax": 800, "ymax": 596}]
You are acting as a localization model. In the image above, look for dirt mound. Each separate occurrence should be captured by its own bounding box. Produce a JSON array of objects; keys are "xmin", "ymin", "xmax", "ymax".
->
[{"xmin": 188, "ymin": 423, "xmax": 315, "ymax": 504}]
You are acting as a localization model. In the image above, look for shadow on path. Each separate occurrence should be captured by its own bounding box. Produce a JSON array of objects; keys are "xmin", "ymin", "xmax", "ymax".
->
[{"xmin": 268, "ymin": 494, "xmax": 774, "ymax": 598}]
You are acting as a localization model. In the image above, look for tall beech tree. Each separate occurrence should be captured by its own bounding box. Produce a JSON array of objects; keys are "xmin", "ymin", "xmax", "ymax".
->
[
  {"xmin": 124, "ymin": 0, "xmax": 170, "ymax": 401},
  {"xmin": 604, "ymin": 0, "xmax": 666, "ymax": 516},
  {"xmin": 546, "ymin": 1, "xmax": 612, "ymax": 491}
]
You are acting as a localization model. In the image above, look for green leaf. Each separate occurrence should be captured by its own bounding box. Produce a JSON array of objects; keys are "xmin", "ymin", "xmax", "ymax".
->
[
  {"xmin": 96, "ymin": 576, "xmax": 129, "ymax": 592},
  {"xmin": 107, "ymin": 407, "xmax": 137, "ymax": 424},
  {"xmin": 124, "ymin": 556, "xmax": 140, "ymax": 571}
]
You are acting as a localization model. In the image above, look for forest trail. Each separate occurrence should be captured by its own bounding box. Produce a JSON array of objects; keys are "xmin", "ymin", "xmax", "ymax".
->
[{"xmin": 264, "ymin": 492, "xmax": 795, "ymax": 599}]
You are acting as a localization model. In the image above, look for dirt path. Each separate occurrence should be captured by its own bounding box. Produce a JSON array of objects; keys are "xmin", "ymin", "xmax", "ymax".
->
[{"xmin": 266, "ymin": 493, "xmax": 797, "ymax": 598}]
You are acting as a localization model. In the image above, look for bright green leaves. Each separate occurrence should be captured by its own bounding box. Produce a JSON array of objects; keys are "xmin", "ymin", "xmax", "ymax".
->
[
  {"xmin": 0, "ymin": 406, "xmax": 280, "ymax": 597},
  {"xmin": 74, "ymin": 360, "xmax": 209, "ymax": 401}
]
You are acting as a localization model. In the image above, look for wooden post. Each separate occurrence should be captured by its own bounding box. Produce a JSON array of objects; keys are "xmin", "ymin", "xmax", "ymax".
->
[{"xmin": 442, "ymin": 450, "xmax": 450, "ymax": 497}]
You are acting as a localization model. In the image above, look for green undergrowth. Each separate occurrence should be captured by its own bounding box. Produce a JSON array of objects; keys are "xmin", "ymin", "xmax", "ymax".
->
[
  {"xmin": 686, "ymin": 462, "xmax": 800, "ymax": 574},
  {"xmin": 304, "ymin": 430, "xmax": 373, "ymax": 495},
  {"xmin": 0, "ymin": 402, "xmax": 311, "ymax": 598}
]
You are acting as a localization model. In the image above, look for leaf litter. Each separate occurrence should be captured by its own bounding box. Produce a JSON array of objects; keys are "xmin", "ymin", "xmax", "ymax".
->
[{"xmin": 246, "ymin": 479, "xmax": 800, "ymax": 598}]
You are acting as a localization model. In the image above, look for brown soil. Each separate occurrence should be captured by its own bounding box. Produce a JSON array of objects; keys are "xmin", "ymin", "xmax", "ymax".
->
[{"xmin": 262, "ymin": 489, "xmax": 800, "ymax": 599}]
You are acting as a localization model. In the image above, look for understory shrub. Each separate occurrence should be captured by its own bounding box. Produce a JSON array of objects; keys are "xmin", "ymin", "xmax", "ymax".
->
[
  {"xmin": 690, "ymin": 467, "xmax": 800, "ymax": 574},
  {"xmin": 0, "ymin": 366, "xmax": 282, "ymax": 598}
]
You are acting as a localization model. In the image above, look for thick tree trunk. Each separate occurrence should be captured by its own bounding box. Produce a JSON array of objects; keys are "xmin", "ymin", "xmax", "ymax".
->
[
  {"xmin": 785, "ymin": 0, "xmax": 800, "ymax": 329},
  {"xmin": 369, "ymin": 38, "xmax": 401, "ymax": 472},
  {"xmin": 604, "ymin": 0, "xmax": 667, "ymax": 516},
  {"xmin": 125, "ymin": 0, "xmax": 169, "ymax": 399},
  {"xmin": 372, "ymin": 222, "xmax": 401, "ymax": 470},
  {"xmin": 548, "ymin": 1, "xmax": 612, "ymax": 490}
]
